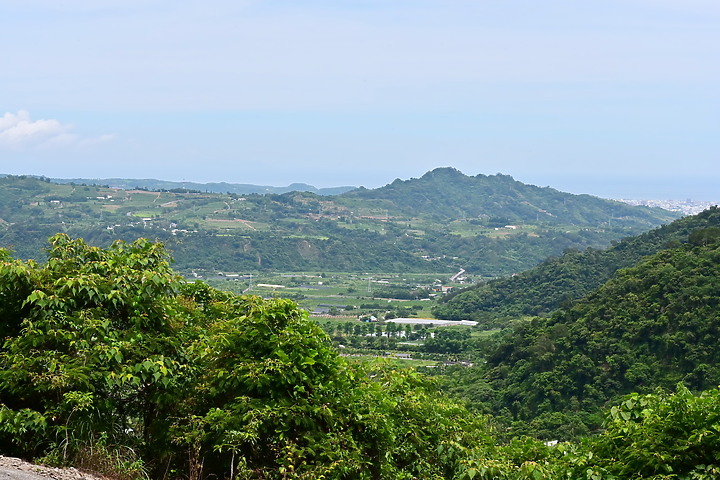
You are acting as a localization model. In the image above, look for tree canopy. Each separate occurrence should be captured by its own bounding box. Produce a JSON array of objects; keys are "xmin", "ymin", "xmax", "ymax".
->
[
  {"xmin": 447, "ymin": 237, "xmax": 720, "ymax": 439},
  {"xmin": 0, "ymin": 234, "xmax": 490, "ymax": 479},
  {"xmin": 4, "ymin": 233, "xmax": 720, "ymax": 479},
  {"xmin": 434, "ymin": 206, "xmax": 720, "ymax": 323}
]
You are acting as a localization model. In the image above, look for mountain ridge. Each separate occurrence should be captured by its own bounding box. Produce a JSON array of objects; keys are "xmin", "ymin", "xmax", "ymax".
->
[
  {"xmin": 337, "ymin": 167, "xmax": 677, "ymax": 228},
  {"xmin": 51, "ymin": 177, "xmax": 357, "ymax": 196},
  {"xmin": 433, "ymin": 206, "xmax": 720, "ymax": 322},
  {"xmin": 0, "ymin": 170, "xmax": 680, "ymax": 274},
  {"xmin": 0, "ymin": 174, "xmax": 357, "ymax": 196}
]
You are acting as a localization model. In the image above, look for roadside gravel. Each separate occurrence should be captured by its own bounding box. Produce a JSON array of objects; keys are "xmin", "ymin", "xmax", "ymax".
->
[{"xmin": 0, "ymin": 456, "xmax": 105, "ymax": 480}]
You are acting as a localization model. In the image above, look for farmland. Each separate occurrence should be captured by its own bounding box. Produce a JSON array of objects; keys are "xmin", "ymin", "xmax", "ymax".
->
[{"xmin": 0, "ymin": 171, "xmax": 679, "ymax": 278}]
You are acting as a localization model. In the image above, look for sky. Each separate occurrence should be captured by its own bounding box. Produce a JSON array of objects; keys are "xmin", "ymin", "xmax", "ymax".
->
[{"xmin": 1, "ymin": 0, "xmax": 718, "ymax": 200}]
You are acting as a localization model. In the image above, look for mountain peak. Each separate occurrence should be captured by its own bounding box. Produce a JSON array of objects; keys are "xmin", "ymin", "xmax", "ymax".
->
[
  {"xmin": 340, "ymin": 168, "xmax": 677, "ymax": 228},
  {"xmin": 422, "ymin": 166, "xmax": 465, "ymax": 178}
]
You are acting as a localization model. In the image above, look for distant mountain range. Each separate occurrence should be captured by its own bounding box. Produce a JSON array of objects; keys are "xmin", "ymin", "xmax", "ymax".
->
[
  {"xmin": 6, "ymin": 173, "xmax": 713, "ymax": 213},
  {"xmin": 47, "ymin": 176, "xmax": 357, "ymax": 196}
]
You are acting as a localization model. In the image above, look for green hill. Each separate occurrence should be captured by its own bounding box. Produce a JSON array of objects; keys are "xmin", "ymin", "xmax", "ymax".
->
[
  {"xmin": 0, "ymin": 171, "xmax": 679, "ymax": 275},
  {"xmin": 471, "ymin": 221, "xmax": 720, "ymax": 437},
  {"xmin": 7, "ymin": 234, "xmax": 720, "ymax": 479},
  {"xmin": 433, "ymin": 206, "xmax": 720, "ymax": 323},
  {"xmin": 339, "ymin": 167, "xmax": 674, "ymax": 227}
]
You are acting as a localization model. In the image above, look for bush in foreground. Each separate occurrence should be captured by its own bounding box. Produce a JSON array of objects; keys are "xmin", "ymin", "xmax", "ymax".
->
[{"xmin": 0, "ymin": 234, "xmax": 488, "ymax": 479}]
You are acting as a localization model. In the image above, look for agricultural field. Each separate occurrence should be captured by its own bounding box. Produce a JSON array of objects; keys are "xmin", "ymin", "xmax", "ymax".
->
[
  {"xmin": 1, "ymin": 173, "xmax": 679, "ymax": 278},
  {"xmin": 202, "ymin": 271, "xmax": 460, "ymax": 319},
  {"xmin": 201, "ymin": 270, "xmax": 490, "ymax": 367}
]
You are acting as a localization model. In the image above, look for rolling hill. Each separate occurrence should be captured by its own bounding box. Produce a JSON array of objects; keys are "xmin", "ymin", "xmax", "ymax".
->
[
  {"xmin": 477, "ymin": 221, "xmax": 720, "ymax": 437},
  {"xmin": 0, "ymin": 170, "xmax": 679, "ymax": 275},
  {"xmin": 433, "ymin": 206, "xmax": 720, "ymax": 323},
  {"xmin": 46, "ymin": 176, "xmax": 356, "ymax": 196},
  {"xmin": 340, "ymin": 167, "xmax": 673, "ymax": 227}
]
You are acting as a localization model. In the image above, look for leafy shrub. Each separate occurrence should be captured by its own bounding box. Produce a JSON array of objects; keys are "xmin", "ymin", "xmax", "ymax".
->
[{"xmin": 0, "ymin": 234, "xmax": 488, "ymax": 479}]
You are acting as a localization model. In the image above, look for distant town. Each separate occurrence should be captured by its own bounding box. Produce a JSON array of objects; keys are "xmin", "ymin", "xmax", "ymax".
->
[{"xmin": 618, "ymin": 199, "xmax": 718, "ymax": 216}]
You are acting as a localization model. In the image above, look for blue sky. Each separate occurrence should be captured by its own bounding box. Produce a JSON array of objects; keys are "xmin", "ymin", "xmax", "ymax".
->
[{"xmin": 1, "ymin": 0, "xmax": 718, "ymax": 199}]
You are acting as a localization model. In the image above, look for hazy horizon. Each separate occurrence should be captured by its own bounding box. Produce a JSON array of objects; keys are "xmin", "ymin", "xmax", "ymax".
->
[
  {"xmin": 4, "ymin": 168, "xmax": 715, "ymax": 203},
  {"xmin": 2, "ymin": 2, "xmax": 718, "ymax": 201}
]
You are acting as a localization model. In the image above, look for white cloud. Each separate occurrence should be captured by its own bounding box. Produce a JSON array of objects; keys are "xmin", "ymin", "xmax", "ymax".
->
[{"xmin": 0, "ymin": 110, "xmax": 114, "ymax": 149}]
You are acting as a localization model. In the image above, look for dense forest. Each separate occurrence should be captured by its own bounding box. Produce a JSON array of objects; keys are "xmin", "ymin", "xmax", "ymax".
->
[
  {"xmin": 434, "ymin": 206, "xmax": 720, "ymax": 323},
  {"xmin": 3, "ymin": 224, "xmax": 720, "ymax": 478},
  {"xmin": 431, "ymin": 209, "xmax": 720, "ymax": 438},
  {"xmin": 0, "ymin": 235, "xmax": 482, "ymax": 479}
]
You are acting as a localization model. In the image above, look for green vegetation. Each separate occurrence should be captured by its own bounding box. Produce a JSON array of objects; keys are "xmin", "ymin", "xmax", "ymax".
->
[
  {"xmin": 453, "ymin": 385, "xmax": 720, "ymax": 479},
  {"xmin": 340, "ymin": 167, "xmax": 674, "ymax": 227},
  {"xmin": 428, "ymin": 215, "xmax": 720, "ymax": 440},
  {"xmin": 434, "ymin": 206, "xmax": 720, "ymax": 324},
  {"xmin": 205, "ymin": 271, "xmax": 439, "ymax": 320},
  {"xmin": 4, "ymin": 231, "xmax": 720, "ymax": 478},
  {"xmin": 5, "ymin": 175, "xmax": 720, "ymax": 479},
  {"xmin": 0, "ymin": 171, "xmax": 678, "ymax": 276},
  {"xmin": 0, "ymin": 234, "xmax": 488, "ymax": 479}
]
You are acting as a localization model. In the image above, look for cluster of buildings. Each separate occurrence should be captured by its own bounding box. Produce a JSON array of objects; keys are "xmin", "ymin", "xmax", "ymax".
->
[{"xmin": 619, "ymin": 199, "xmax": 717, "ymax": 216}]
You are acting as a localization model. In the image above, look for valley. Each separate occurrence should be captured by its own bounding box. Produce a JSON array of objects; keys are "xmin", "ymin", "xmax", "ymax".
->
[{"xmin": 3, "ymin": 170, "xmax": 720, "ymax": 479}]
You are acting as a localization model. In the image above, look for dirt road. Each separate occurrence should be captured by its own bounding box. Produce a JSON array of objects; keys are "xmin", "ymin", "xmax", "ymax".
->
[{"xmin": 0, "ymin": 457, "xmax": 103, "ymax": 480}]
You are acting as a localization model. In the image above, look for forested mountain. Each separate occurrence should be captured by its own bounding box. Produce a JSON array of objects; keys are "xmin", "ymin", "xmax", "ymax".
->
[
  {"xmin": 0, "ymin": 171, "xmax": 678, "ymax": 274},
  {"xmin": 434, "ymin": 206, "xmax": 720, "ymax": 323},
  {"xmin": 339, "ymin": 167, "xmax": 672, "ymax": 227},
  {"xmin": 446, "ymin": 224, "xmax": 720, "ymax": 438}
]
